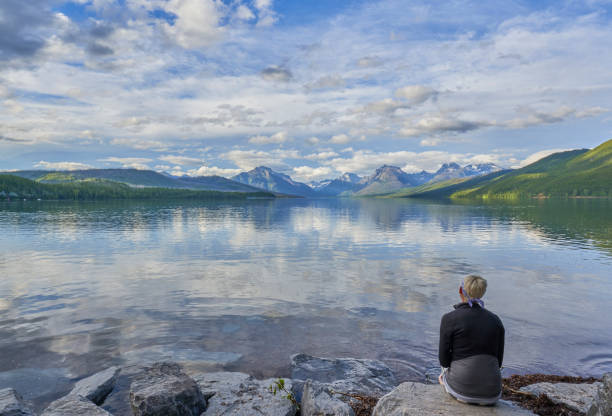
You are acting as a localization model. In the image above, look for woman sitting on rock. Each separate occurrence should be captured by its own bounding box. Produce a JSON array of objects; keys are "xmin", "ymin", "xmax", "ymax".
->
[{"xmin": 438, "ymin": 275, "xmax": 505, "ymax": 405}]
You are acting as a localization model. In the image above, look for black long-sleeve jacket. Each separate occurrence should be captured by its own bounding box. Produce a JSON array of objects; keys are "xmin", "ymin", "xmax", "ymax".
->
[{"xmin": 439, "ymin": 303, "xmax": 505, "ymax": 368}]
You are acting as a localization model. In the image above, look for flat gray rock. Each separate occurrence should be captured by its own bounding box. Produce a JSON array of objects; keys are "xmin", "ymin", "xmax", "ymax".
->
[
  {"xmin": 587, "ymin": 373, "xmax": 612, "ymax": 416},
  {"xmin": 0, "ymin": 388, "xmax": 34, "ymax": 416},
  {"xmin": 41, "ymin": 395, "xmax": 112, "ymax": 416},
  {"xmin": 300, "ymin": 380, "xmax": 354, "ymax": 416},
  {"xmin": 521, "ymin": 381, "xmax": 601, "ymax": 413},
  {"xmin": 290, "ymin": 354, "xmax": 397, "ymax": 402},
  {"xmin": 372, "ymin": 382, "xmax": 536, "ymax": 416},
  {"xmin": 70, "ymin": 366, "xmax": 120, "ymax": 405},
  {"xmin": 130, "ymin": 362, "xmax": 207, "ymax": 416},
  {"xmin": 193, "ymin": 372, "xmax": 297, "ymax": 416}
]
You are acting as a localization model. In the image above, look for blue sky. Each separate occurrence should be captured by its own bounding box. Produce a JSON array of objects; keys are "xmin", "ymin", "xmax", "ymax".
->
[{"xmin": 1, "ymin": 0, "xmax": 611, "ymax": 182}]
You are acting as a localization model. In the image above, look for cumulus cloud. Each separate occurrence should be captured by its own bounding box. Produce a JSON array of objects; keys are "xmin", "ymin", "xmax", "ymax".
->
[
  {"xmin": 184, "ymin": 165, "xmax": 242, "ymax": 177},
  {"xmin": 292, "ymin": 165, "xmax": 334, "ymax": 182},
  {"xmin": 99, "ymin": 157, "xmax": 153, "ymax": 170},
  {"xmin": 162, "ymin": 0, "xmax": 225, "ymax": 49},
  {"xmin": 506, "ymin": 106, "xmax": 608, "ymax": 129},
  {"xmin": 518, "ymin": 148, "xmax": 572, "ymax": 167},
  {"xmin": 248, "ymin": 131, "xmax": 289, "ymax": 144},
  {"xmin": 329, "ymin": 134, "xmax": 351, "ymax": 144},
  {"xmin": 394, "ymin": 85, "xmax": 437, "ymax": 105},
  {"xmin": 158, "ymin": 155, "xmax": 203, "ymax": 166},
  {"xmin": 222, "ymin": 149, "xmax": 299, "ymax": 171},
  {"xmin": 0, "ymin": 0, "xmax": 52, "ymax": 61},
  {"xmin": 304, "ymin": 151, "xmax": 339, "ymax": 160},
  {"xmin": 305, "ymin": 75, "xmax": 345, "ymax": 91},
  {"xmin": 34, "ymin": 161, "xmax": 93, "ymax": 170},
  {"xmin": 235, "ymin": 5, "xmax": 255, "ymax": 21},
  {"xmin": 362, "ymin": 98, "xmax": 411, "ymax": 115},
  {"xmin": 110, "ymin": 138, "xmax": 169, "ymax": 151},
  {"xmin": 400, "ymin": 115, "xmax": 491, "ymax": 137},
  {"xmin": 260, "ymin": 66, "xmax": 292, "ymax": 82},
  {"xmin": 305, "ymin": 137, "xmax": 320, "ymax": 145}
]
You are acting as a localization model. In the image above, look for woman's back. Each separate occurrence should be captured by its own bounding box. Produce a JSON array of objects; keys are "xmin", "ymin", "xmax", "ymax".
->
[{"xmin": 438, "ymin": 275, "xmax": 505, "ymax": 404}]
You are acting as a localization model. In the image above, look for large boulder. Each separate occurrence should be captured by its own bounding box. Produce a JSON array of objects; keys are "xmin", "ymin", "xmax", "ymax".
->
[
  {"xmin": 41, "ymin": 395, "xmax": 113, "ymax": 416},
  {"xmin": 290, "ymin": 354, "xmax": 397, "ymax": 416},
  {"xmin": 588, "ymin": 373, "xmax": 612, "ymax": 416},
  {"xmin": 0, "ymin": 388, "xmax": 34, "ymax": 416},
  {"xmin": 130, "ymin": 362, "xmax": 207, "ymax": 416},
  {"xmin": 521, "ymin": 381, "xmax": 601, "ymax": 413},
  {"xmin": 70, "ymin": 366, "xmax": 121, "ymax": 405},
  {"xmin": 290, "ymin": 354, "xmax": 397, "ymax": 402},
  {"xmin": 300, "ymin": 380, "xmax": 354, "ymax": 416},
  {"xmin": 192, "ymin": 372, "xmax": 297, "ymax": 416},
  {"xmin": 372, "ymin": 382, "xmax": 537, "ymax": 416}
]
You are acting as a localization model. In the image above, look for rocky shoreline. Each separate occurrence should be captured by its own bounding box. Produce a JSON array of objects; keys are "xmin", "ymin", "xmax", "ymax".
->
[{"xmin": 1, "ymin": 354, "xmax": 609, "ymax": 416}]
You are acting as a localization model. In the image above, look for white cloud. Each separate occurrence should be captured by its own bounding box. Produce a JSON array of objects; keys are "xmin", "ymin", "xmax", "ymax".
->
[
  {"xmin": 158, "ymin": 155, "xmax": 204, "ymax": 166},
  {"xmin": 305, "ymin": 137, "xmax": 320, "ymax": 145},
  {"xmin": 99, "ymin": 157, "xmax": 153, "ymax": 170},
  {"xmin": 162, "ymin": 0, "xmax": 225, "ymax": 49},
  {"xmin": 222, "ymin": 149, "xmax": 300, "ymax": 170},
  {"xmin": 304, "ymin": 151, "xmax": 339, "ymax": 160},
  {"xmin": 110, "ymin": 138, "xmax": 169, "ymax": 151},
  {"xmin": 518, "ymin": 148, "xmax": 571, "ymax": 167},
  {"xmin": 34, "ymin": 161, "xmax": 93, "ymax": 170},
  {"xmin": 235, "ymin": 5, "xmax": 255, "ymax": 21},
  {"xmin": 254, "ymin": 0, "xmax": 272, "ymax": 11},
  {"xmin": 292, "ymin": 166, "xmax": 334, "ymax": 182},
  {"xmin": 329, "ymin": 134, "xmax": 351, "ymax": 144},
  {"xmin": 248, "ymin": 131, "xmax": 289, "ymax": 144},
  {"xmin": 305, "ymin": 75, "xmax": 345, "ymax": 91},
  {"xmin": 400, "ymin": 115, "xmax": 491, "ymax": 137},
  {"xmin": 394, "ymin": 85, "xmax": 437, "ymax": 105},
  {"xmin": 185, "ymin": 165, "xmax": 242, "ymax": 177}
]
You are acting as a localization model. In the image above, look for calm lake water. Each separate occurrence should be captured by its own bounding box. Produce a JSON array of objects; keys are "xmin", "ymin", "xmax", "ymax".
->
[{"xmin": 1, "ymin": 198, "xmax": 611, "ymax": 406}]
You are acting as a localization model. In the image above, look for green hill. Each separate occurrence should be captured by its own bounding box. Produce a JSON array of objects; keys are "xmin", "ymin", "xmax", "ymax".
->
[
  {"xmin": 390, "ymin": 139, "xmax": 612, "ymax": 200},
  {"xmin": 0, "ymin": 174, "xmax": 273, "ymax": 201},
  {"xmin": 9, "ymin": 169, "xmax": 266, "ymax": 193},
  {"xmin": 384, "ymin": 171, "xmax": 509, "ymax": 199}
]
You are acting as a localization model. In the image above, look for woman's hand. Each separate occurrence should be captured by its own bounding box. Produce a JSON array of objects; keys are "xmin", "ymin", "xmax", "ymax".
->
[{"xmin": 438, "ymin": 373, "xmax": 444, "ymax": 385}]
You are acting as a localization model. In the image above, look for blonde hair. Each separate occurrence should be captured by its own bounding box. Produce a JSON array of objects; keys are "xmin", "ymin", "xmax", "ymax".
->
[{"xmin": 464, "ymin": 275, "xmax": 487, "ymax": 299}]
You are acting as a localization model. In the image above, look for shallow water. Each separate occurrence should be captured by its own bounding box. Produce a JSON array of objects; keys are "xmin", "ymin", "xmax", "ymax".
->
[{"xmin": 0, "ymin": 198, "xmax": 611, "ymax": 406}]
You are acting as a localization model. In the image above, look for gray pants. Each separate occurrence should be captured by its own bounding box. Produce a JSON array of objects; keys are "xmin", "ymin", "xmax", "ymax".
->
[{"xmin": 441, "ymin": 354, "xmax": 502, "ymax": 405}]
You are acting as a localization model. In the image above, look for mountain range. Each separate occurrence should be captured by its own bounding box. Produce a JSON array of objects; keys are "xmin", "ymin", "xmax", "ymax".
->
[
  {"xmin": 4, "ymin": 162, "xmax": 502, "ymax": 198},
  {"xmin": 4, "ymin": 139, "xmax": 609, "ymax": 199},
  {"xmin": 386, "ymin": 139, "xmax": 612, "ymax": 199}
]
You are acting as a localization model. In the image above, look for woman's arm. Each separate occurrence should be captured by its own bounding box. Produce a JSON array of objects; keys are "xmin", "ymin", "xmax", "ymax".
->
[
  {"xmin": 439, "ymin": 313, "xmax": 452, "ymax": 368},
  {"xmin": 497, "ymin": 322, "xmax": 505, "ymax": 367}
]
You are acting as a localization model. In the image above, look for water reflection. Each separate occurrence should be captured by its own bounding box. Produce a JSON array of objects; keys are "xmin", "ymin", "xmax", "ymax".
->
[{"xmin": 0, "ymin": 198, "xmax": 611, "ymax": 410}]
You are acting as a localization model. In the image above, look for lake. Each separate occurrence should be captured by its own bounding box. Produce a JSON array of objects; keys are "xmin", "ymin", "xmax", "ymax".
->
[{"xmin": 1, "ymin": 198, "xmax": 611, "ymax": 406}]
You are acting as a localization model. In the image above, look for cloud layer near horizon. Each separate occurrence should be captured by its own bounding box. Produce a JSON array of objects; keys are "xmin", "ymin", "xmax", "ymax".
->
[{"xmin": 1, "ymin": 0, "xmax": 611, "ymax": 182}]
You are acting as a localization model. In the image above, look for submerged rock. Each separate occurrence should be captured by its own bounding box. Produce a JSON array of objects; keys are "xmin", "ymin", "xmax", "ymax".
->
[
  {"xmin": 130, "ymin": 362, "xmax": 206, "ymax": 416},
  {"xmin": 520, "ymin": 381, "xmax": 601, "ymax": 413},
  {"xmin": 41, "ymin": 395, "xmax": 112, "ymax": 416},
  {"xmin": 290, "ymin": 353, "xmax": 397, "ymax": 403},
  {"xmin": 588, "ymin": 373, "xmax": 612, "ymax": 416},
  {"xmin": 300, "ymin": 380, "xmax": 354, "ymax": 416},
  {"xmin": 70, "ymin": 366, "xmax": 120, "ymax": 405},
  {"xmin": 0, "ymin": 388, "xmax": 34, "ymax": 416},
  {"xmin": 192, "ymin": 372, "xmax": 297, "ymax": 416},
  {"xmin": 372, "ymin": 382, "xmax": 536, "ymax": 416}
]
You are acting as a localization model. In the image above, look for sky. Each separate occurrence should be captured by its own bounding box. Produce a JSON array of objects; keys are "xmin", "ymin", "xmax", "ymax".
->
[{"xmin": 1, "ymin": 0, "xmax": 611, "ymax": 182}]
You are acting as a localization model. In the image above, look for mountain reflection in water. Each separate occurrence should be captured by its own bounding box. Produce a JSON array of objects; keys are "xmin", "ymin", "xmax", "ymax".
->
[{"xmin": 0, "ymin": 198, "xmax": 611, "ymax": 408}]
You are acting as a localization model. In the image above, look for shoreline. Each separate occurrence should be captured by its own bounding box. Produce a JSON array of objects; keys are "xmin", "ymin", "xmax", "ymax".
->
[{"xmin": 1, "ymin": 355, "xmax": 609, "ymax": 416}]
